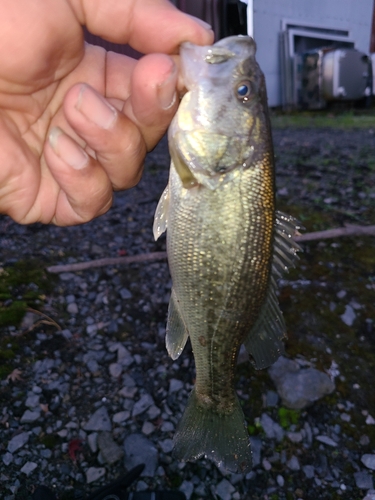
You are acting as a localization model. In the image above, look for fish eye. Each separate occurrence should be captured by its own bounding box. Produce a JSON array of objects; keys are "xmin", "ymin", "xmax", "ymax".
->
[{"xmin": 236, "ymin": 81, "xmax": 251, "ymax": 101}]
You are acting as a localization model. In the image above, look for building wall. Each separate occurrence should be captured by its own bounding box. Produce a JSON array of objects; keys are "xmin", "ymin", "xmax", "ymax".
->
[{"xmin": 253, "ymin": 0, "xmax": 374, "ymax": 106}]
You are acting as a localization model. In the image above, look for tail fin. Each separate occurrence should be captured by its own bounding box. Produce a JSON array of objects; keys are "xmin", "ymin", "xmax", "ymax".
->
[{"xmin": 173, "ymin": 388, "xmax": 252, "ymax": 473}]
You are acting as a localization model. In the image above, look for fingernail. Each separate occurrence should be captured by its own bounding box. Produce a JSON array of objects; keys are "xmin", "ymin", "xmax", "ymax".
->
[
  {"xmin": 76, "ymin": 84, "xmax": 117, "ymax": 129},
  {"xmin": 186, "ymin": 14, "xmax": 212, "ymax": 31},
  {"xmin": 49, "ymin": 127, "xmax": 89, "ymax": 170},
  {"xmin": 157, "ymin": 64, "xmax": 178, "ymax": 110}
]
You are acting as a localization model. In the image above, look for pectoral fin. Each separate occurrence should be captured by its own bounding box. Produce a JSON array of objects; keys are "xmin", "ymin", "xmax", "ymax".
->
[
  {"xmin": 244, "ymin": 211, "xmax": 301, "ymax": 369},
  {"xmin": 153, "ymin": 184, "xmax": 170, "ymax": 241},
  {"xmin": 166, "ymin": 289, "xmax": 189, "ymax": 360}
]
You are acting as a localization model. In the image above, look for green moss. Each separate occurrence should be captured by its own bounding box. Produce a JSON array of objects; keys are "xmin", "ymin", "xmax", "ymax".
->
[
  {"xmin": 0, "ymin": 259, "xmax": 55, "ymax": 327},
  {"xmin": 278, "ymin": 407, "xmax": 300, "ymax": 429}
]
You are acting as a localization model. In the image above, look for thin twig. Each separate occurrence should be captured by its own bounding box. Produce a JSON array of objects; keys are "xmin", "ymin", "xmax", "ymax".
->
[
  {"xmin": 295, "ymin": 224, "xmax": 375, "ymax": 242},
  {"xmin": 46, "ymin": 251, "xmax": 167, "ymax": 274},
  {"xmin": 45, "ymin": 225, "xmax": 375, "ymax": 274}
]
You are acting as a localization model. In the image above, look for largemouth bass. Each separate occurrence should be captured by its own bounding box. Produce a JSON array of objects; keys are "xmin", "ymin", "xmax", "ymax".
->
[{"xmin": 153, "ymin": 36, "xmax": 300, "ymax": 473}]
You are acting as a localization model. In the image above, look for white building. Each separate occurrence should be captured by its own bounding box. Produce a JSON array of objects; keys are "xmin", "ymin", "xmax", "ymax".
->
[{"xmin": 246, "ymin": 0, "xmax": 374, "ymax": 106}]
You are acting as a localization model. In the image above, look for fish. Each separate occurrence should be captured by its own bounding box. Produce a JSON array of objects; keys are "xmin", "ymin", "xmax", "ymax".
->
[{"xmin": 153, "ymin": 35, "xmax": 301, "ymax": 473}]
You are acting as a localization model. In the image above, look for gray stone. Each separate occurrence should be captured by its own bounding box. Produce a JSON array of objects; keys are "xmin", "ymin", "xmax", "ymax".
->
[
  {"xmin": 354, "ymin": 471, "xmax": 374, "ymax": 489},
  {"xmin": 287, "ymin": 431, "xmax": 303, "ymax": 443},
  {"xmin": 86, "ymin": 359, "xmax": 99, "ymax": 374},
  {"xmin": 119, "ymin": 386, "xmax": 138, "ymax": 398},
  {"xmin": 268, "ymin": 356, "xmax": 334, "ymax": 409},
  {"xmin": 20, "ymin": 409, "xmax": 41, "ymax": 423},
  {"xmin": 303, "ymin": 465, "xmax": 315, "ymax": 478},
  {"xmin": 7, "ymin": 432, "xmax": 29, "ymax": 453},
  {"xmin": 316, "ymin": 435, "xmax": 338, "ymax": 447},
  {"xmin": 84, "ymin": 407, "xmax": 112, "ymax": 432},
  {"xmin": 20, "ymin": 461, "xmax": 38, "ymax": 476},
  {"xmin": 265, "ymin": 390, "xmax": 279, "ymax": 407},
  {"xmin": 276, "ymin": 475, "xmax": 285, "ymax": 487},
  {"xmin": 88, "ymin": 433, "xmax": 98, "ymax": 453},
  {"xmin": 179, "ymin": 480, "xmax": 194, "ymax": 500},
  {"xmin": 362, "ymin": 454, "xmax": 375, "ymax": 470},
  {"xmin": 2, "ymin": 452, "xmax": 13, "ymax": 466},
  {"xmin": 86, "ymin": 467, "xmax": 106, "ymax": 484},
  {"xmin": 363, "ymin": 493, "xmax": 375, "ymax": 500},
  {"xmin": 67, "ymin": 302, "xmax": 78, "ymax": 314},
  {"xmin": 113, "ymin": 411, "xmax": 130, "ymax": 424},
  {"xmin": 147, "ymin": 405, "xmax": 161, "ymax": 420},
  {"xmin": 340, "ymin": 305, "xmax": 356, "ymax": 326},
  {"xmin": 142, "ymin": 422, "xmax": 155, "ymax": 435},
  {"xmin": 216, "ymin": 478, "xmax": 235, "ymax": 500},
  {"xmin": 159, "ymin": 439, "xmax": 174, "ymax": 453},
  {"xmin": 119, "ymin": 288, "xmax": 133, "ymax": 300},
  {"xmin": 25, "ymin": 394, "xmax": 40, "ymax": 409},
  {"xmin": 116, "ymin": 345, "xmax": 134, "ymax": 367},
  {"xmin": 109, "ymin": 363, "xmax": 123, "ymax": 378},
  {"xmin": 169, "ymin": 379, "xmax": 184, "ymax": 393},
  {"xmin": 249, "ymin": 436, "xmax": 262, "ymax": 467},
  {"xmin": 97, "ymin": 432, "xmax": 124, "ymax": 465},
  {"xmin": 287, "ymin": 455, "xmax": 300, "ymax": 471},
  {"xmin": 124, "ymin": 434, "xmax": 158, "ymax": 477},
  {"xmin": 260, "ymin": 413, "xmax": 284, "ymax": 441},
  {"xmin": 161, "ymin": 421, "xmax": 174, "ymax": 432},
  {"xmin": 132, "ymin": 394, "xmax": 154, "ymax": 417}
]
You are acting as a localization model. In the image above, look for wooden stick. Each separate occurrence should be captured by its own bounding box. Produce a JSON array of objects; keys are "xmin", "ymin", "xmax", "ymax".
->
[
  {"xmin": 46, "ymin": 225, "xmax": 375, "ymax": 274},
  {"xmin": 295, "ymin": 224, "xmax": 375, "ymax": 242},
  {"xmin": 46, "ymin": 251, "xmax": 167, "ymax": 273}
]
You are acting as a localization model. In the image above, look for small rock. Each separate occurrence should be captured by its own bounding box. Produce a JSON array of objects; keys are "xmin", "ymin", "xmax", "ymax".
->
[
  {"xmin": 88, "ymin": 433, "xmax": 98, "ymax": 453},
  {"xmin": 169, "ymin": 379, "xmax": 184, "ymax": 393},
  {"xmin": 147, "ymin": 405, "xmax": 161, "ymax": 420},
  {"xmin": 249, "ymin": 436, "xmax": 262, "ymax": 467},
  {"xmin": 97, "ymin": 432, "xmax": 124, "ymax": 465},
  {"xmin": 316, "ymin": 435, "xmax": 338, "ymax": 447},
  {"xmin": 362, "ymin": 454, "xmax": 375, "ymax": 471},
  {"xmin": 354, "ymin": 471, "xmax": 374, "ymax": 489},
  {"xmin": 262, "ymin": 458, "xmax": 272, "ymax": 471},
  {"xmin": 132, "ymin": 394, "xmax": 154, "ymax": 417},
  {"xmin": 260, "ymin": 413, "xmax": 284, "ymax": 441},
  {"xmin": 20, "ymin": 409, "xmax": 41, "ymax": 423},
  {"xmin": 2, "ymin": 452, "xmax": 13, "ymax": 466},
  {"xmin": 179, "ymin": 480, "xmax": 194, "ymax": 500},
  {"xmin": 25, "ymin": 394, "xmax": 40, "ymax": 409},
  {"xmin": 265, "ymin": 390, "xmax": 279, "ymax": 407},
  {"xmin": 109, "ymin": 363, "xmax": 123, "ymax": 378},
  {"xmin": 277, "ymin": 475, "xmax": 285, "ymax": 487},
  {"xmin": 287, "ymin": 455, "xmax": 300, "ymax": 471},
  {"xmin": 340, "ymin": 305, "xmax": 356, "ymax": 326},
  {"xmin": 216, "ymin": 478, "xmax": 235, "ymax": 500},
  {"xmin": 67, "ymin": 302, "xmax": 78, "ymax": 314},
  {"xmin": 124, "ymin": 434, "xmax": 158, "ymax": 477},
  {"xmin": 20, "ymin": 462, "xmax": 38, "ymax": 476},
  {"xmin": 360, "ymin": 435, "xmax": 371, "ymax": 446},
  {"xmin": 303, "ymin": 465, "xmax": 315, "ymax": 479},
  {"xmin": 161, "ymin": 421, "xmax": 174, "ymax": 432},
  {"xmin": 366, "ymin": 414, "xmax": 375, "ymax": 425},
  {"xmin": 113, "ymin": 411, "xmax": 130, "ymax": 424},
  {"xmin": 159, "ymin": 439, "xmax": 174, "ymax": 453},
  {"xmin": 269, "ymin": 357, "xmax": 334, "ymax": 409},
  {"xmin": 142, "ymin": 422, "xmax": 155, "ymax": 436},
  {"xmin": 287, "ymin": 431, "xmax": 303, "ymax": 443},
  {"xmin": 7, "ymin": 432, "xmax": 29, "ymax": 453},
  {"xmin": 84, "ymin": 406, "xmax": 112, "ymax": 432},
  {"xmin": 119, "ymin": 288, "xmax": 133, "ymax": 299},
  {"xmin": 86, "ymin": 467, "xmax": 106, "ymax": 484},
  {"xmin": 363, "ymin": 492, "xmax": 375, "ymax": 500}
]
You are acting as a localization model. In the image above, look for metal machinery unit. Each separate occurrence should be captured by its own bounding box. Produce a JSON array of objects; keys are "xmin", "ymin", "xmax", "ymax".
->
[{"xmin": 295, "ymin": 48, "xmax": 372, "ymax": 109}]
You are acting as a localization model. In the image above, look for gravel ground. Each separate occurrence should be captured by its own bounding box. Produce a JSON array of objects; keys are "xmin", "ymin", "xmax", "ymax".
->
[{"xmin": 0, "ymin": 126, "xmax": 375, "ymax": 500}]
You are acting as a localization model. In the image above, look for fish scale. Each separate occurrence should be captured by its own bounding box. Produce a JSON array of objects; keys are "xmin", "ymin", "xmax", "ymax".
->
[{"xmin": 154, "ymin": 35, "xmax": 301, "ymax": 472}]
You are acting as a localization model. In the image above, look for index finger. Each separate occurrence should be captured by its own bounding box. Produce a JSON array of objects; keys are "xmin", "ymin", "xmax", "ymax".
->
[{"xmin": 72, "ymin": 0, "xmax": 214, "ymax": 54}]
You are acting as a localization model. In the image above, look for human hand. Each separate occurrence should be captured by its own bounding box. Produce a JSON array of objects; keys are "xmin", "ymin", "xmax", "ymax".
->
[{"xmin": 0, "ymin": 0, "xmax": 213, "ymax": 225}]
